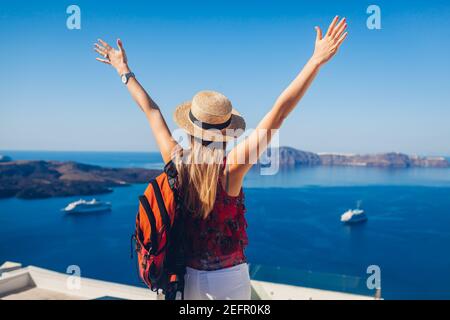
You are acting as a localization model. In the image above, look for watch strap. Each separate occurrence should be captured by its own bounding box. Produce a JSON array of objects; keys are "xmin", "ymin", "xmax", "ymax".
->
[{"xmin": 122, "ymin": 72, "xmax": 135, "ymax": 84}]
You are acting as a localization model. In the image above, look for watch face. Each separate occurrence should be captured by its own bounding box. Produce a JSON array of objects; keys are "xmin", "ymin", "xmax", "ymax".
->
[{"xmin": 121, "ymin": 75, "xmax": 127, "ymax": 83}]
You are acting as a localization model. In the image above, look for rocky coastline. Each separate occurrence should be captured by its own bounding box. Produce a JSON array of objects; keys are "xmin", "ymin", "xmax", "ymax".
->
[{"xmin": 0, "ymin": 160, "xmax": 159, "ymax": 199}]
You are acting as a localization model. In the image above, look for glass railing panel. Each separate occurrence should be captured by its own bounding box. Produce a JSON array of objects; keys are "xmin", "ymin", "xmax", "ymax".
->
[{"xmin": 249, "ymin": 264, "xmax": 376, "ymax": 298}]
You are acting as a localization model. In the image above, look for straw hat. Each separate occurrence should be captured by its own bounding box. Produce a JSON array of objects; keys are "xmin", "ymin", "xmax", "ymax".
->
[{"xmin": 173, "ymin": 91, "xmax": 246, "ymax": 142}]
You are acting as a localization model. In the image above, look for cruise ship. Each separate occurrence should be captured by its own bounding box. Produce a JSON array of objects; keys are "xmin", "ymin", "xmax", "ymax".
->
[
  {"xmin": 341, "ymin": 201, "xmax": 367, "ymax": 224},
  {"xmin": 62, "ymin": 199, "xmax": 111, "ymax": 214},
  {"xmin": 341, "ymin": 209, "xmax": 367, "ymax": 224}
]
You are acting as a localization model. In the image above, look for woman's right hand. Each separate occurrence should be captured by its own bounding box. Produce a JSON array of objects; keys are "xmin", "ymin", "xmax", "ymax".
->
[
  {"xmin": 94, "ymin": 38, "xmax": 130, "ymax": 75},
  {"xmin": 311, "ymin": 16, "xmax": 348, "ymax": 66}
]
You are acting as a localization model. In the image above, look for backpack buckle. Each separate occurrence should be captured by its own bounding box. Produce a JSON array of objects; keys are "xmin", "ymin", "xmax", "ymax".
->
[
  {"xmin": 164, "ymin": 160, "xmax": 178, "ymax": 179},
  {"xmin": 165, "ymin": 279, "xmax": 184, "ymax": 300}
]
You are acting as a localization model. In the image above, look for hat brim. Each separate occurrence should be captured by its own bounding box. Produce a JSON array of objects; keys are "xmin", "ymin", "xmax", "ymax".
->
[{"xmin": 173, "ymin": 101, "xmax": 246, "ymax": 142}]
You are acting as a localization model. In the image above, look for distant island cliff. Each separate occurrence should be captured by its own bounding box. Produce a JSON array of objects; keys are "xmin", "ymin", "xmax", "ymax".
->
[
  {"xmin": 0, "ymin": 160, "xmax": 159, "ymax": 199},
  {"xmin": 269, "ymin": 147, "xmax": 450, "ymax": 168}
]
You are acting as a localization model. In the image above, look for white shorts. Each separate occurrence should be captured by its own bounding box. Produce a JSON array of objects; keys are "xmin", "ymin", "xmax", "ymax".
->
[{"xmin": 184, "ymin": 263, "xmax": 251, "ymax": 300}]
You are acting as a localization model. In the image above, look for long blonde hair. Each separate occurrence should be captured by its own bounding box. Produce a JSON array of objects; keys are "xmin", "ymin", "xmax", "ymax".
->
[{"xmin": 174, "ymin": 136, "xmax": 225, "ymax": 219}]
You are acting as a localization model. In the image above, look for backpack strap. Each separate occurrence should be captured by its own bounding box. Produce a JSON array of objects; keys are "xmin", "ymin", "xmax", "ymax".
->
[
  {"xmin": 164, "ymin": 160, "xmax": 182, "ymax": 212},
  {"xmin": 164, "ymin": 160, "xmax": 178, "ymax": 191},
  {"xmin": 150, "ymin": 179, "xmax": 171, "ymax": 234},
  {"xmin": 162, "ymin": 160, "xmax": 186, "ymax": 300},
  {"xmin": 138, "ymin": 195, "xmax": 158, "ymax": 254}
]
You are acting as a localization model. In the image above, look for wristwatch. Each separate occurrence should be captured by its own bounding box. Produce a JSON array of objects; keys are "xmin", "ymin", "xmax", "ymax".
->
[{"xmin": 121, "ymin": 72, "xmax": 135, "ymax": 84}]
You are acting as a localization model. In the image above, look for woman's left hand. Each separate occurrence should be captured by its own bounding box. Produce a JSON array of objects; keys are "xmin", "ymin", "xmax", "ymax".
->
[
  {"xmin": 94, "ymin": 38, "xmax": 130, "ymax": 75},
  {"xmin": 311, "ymin": 16, "xmax": 348, "ymax": 66}
]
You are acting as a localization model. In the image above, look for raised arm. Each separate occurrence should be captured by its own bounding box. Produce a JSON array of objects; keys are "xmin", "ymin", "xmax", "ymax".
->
[
  {"xmin": 94, "ymin": 39, "xmax": 177, "ymax": 163},
  {"xmin": 228, "ymin": 16, "xmax": 348, "ymax": 179}
]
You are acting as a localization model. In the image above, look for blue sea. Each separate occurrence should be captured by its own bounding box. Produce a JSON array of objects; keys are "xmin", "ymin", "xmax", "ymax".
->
[{"xmin": 1, "ymin": 150, "xmax": 450, "ymax": 299}]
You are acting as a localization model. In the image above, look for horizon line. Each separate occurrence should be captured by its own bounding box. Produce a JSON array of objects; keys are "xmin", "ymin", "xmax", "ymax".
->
[{"xmin": 1, "ymin": 148, "xmax": 449, "ymax": 158}]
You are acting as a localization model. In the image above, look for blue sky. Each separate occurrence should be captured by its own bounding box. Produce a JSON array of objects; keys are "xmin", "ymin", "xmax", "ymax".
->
[{"xmin": 0, "ymin": 0, "xmax": 449, "ymax": 155}]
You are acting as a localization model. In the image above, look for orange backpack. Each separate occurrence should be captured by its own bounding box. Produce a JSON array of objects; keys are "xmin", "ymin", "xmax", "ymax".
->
[{"xmin": 132, "ymin": 161, "xmax": 185, "ymax": 300}]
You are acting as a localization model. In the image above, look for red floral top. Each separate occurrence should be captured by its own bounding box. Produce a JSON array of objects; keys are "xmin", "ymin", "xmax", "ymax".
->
[{"xmin": 184, "ymin": 176, "xmax": 248, "ymax": 271}]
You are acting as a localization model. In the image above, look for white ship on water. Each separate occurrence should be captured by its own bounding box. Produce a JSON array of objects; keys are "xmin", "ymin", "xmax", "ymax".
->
[
  {"xmin": 62, "ymin": 199, "xmax": 111, "ymax": 213},
  {"xmin": 341, "ymin": 201, "xmax": 367, "ymax": 224}
]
